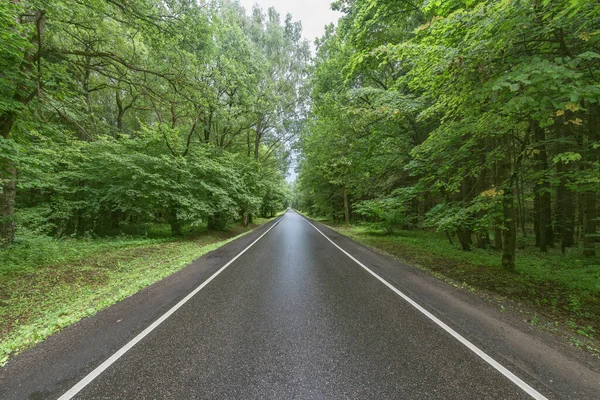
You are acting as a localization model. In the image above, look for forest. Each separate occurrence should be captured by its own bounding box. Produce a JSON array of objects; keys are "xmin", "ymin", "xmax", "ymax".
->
[
  {"xmin": 1, "ymin": 0, "xmax": 310, "ymax": 364},
  {"xmin": 1, "ymin": 0, "xmax": 600, "ymax": 365},
  {"xmin": 296, "ymin": 0, "xmax": 600, "ymax": 271},
  {"xmin": 1, "ymin": 0, "xmax": 304, "ymax": 246}
]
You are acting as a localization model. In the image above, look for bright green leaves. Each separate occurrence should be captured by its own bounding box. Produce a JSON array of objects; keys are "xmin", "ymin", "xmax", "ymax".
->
[
  {"xmin": 298, "ymin": 0, "xmax": 600, "ymax": 266},
  {"xmin": 553, "ymin": 152, "xmax": 582, "ymax": 165},
  {"xmin": 1, "ymin": 0, "xmax": 302, "ymax": 240},
  {"xmin": 18, "ymin": 136, "xmax": 258, "ymax": 234}
]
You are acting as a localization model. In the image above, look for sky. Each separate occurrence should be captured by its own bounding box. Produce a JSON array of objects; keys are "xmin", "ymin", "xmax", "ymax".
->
[
  {"xmin": 237, "ymin": 0, "xmax": 343, "ymax": 47},
  {"xmin": 236, "ymin": 1, "xmax": 343, "ymax": 182}
]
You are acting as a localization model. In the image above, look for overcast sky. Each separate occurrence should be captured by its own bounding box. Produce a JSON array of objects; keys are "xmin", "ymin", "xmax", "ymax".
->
[
  {"xmin": 236, "ymin": 1, "xmax": 342, "ymax": 182},
  {"xmin": 237, "ymin": 0, "xmax": 342, "ymax": 46}
]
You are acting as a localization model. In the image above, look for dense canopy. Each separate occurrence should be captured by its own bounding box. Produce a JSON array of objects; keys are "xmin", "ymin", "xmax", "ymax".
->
[
  {"xmin": 1, "ymin": 0, "xmax": 599, "ymax": 273},
  {"xmin": 295, "ymin": 0, "xmax": 600, "ymax": 270},
  {"xmin": 1, "ymin": 0, "xmax": 308, "ymax": 241}
]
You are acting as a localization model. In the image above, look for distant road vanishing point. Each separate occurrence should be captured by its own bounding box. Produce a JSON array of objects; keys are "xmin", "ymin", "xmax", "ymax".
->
[{"xmin": 2, "ymin": 210, "xmax": 599, "ymax": 399}]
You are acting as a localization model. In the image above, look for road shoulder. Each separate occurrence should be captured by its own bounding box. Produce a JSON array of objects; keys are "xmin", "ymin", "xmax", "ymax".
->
[
  {"xmin": 303, "ymin": 215, "xmax": 600, "ymax": 399},
  {"xmin": 0, "ymin": 216, "xmax": 283, "ymax": 400}
]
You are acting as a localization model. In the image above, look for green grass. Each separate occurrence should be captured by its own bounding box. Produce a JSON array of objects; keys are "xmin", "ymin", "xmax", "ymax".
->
[
  {"xmin": 322, "ymin": 222, "xmax": 600, "ymax": 345},
  {"xmin": 0, "ymin": 217, "xmax": 275, "ymax": 366}
]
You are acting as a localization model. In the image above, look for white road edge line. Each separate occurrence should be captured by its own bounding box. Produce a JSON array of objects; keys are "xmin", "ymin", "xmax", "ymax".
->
[
  {"xmin": 58, "ymin": 215, "xmax": 285, "ymax": 400},
  {"xmin": 301, "ymin": 215, "xmax": 547, "ymax": 400}
]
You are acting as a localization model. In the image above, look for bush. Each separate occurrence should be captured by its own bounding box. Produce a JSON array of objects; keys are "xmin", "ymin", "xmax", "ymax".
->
[{"xmin": 353, "ymin": 197, "xmax": 408, "ymax": 235}]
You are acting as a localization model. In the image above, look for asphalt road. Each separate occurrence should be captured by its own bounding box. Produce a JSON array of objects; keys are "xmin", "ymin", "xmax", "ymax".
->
[{"xmin": 2, "ymin": 210, "xmax": 600, "ymax": 399}]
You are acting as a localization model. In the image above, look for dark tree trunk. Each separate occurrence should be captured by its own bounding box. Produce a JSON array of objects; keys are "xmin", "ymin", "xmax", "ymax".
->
[
  {"xmin": 246, "ymin": 130, "xmax": 251, "ymax": 158},
  {"xmin": 532, "ymin": 123, "xmax": 553, "ymax": 251},
  {"xmin": 169, "ymin": 208, "xmax": 182, "ymax": 236},
  {"xmin": 500, "ymin": 145, "xmax": 517, "ymax": 271},
  {"xmin": 556, "ymin": 161, "xmax": 575, "ymax": 252},
  {"xmin": 115, "ymin": 91, "xmax": 125, "ymax": 133},
  {"xmin": 0, "ymin": 112, "xmax": 16, "ymax": 246},
  {"xmin": 583, "ymin": 192, "xmax": 597, "ymax": 257},
  {"xmin": 539, "ymin": 190, "xmax": 554, "ymax": 251},
  {"xmin": 476, "ymin": 232, "xmax": 491, "ymax": 249},
  {"xmin": 208, "ymin": 212, "xmax": 229, "ymax": 231},
  {"xmin": 457, "ymin": 175, "xmax": 475, "ymax": 249},
  {"xmin": 343, "ymin": 187, "xmax": 350, "ymax": 226},
  {"xmin": 583, "ymin": 104, "xmax": 599, "ymax": 257},
  {"xmin": 493, "ymin": 158, "xmax": 503, "ymax": 250},
  {"xmin": 577, "ymin": 192, "xmax": 584, "ymax": 243},
  {"xmin": 0, "ymin": 165, "xmax": 16, "ymax": 246},
  {"xmin": 456, "ymin": 227, "xmax": 471, "ymax": 251},
  {"xmin": 534, "ymin": 192, "xmax": 540, "ymax": 247},
  {"xmin": 465, "ymin": 228, "xmax": 473, "ymax": 245},
  {"xmin": 501, "ymin": 186, "xmax": 517, "ymax": 271},
  {"xmin": 516, "ymin": 173, "xmax": 527, "ymax": 236},
  {"xmin": 494, "ymin": 225, "xmax": 503, "ymax": 250},
  {"xmin": 253, "ymin": 118, "xmax": 264, "ymax": 161}
]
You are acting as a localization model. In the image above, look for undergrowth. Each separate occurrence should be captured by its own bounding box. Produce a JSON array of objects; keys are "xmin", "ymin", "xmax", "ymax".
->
[
  {"xmin": 0, "ymin": 217, "xmax": 275, "ymax": 366},
  {"xmin": 324, "ymin": 222, "xmax": 600, "ymax": 347}
]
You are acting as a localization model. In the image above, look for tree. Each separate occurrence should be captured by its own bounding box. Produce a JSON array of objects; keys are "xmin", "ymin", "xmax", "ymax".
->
[{"xmin": 297, "ymin": 0, "xmax": 600, "ymax": 271}]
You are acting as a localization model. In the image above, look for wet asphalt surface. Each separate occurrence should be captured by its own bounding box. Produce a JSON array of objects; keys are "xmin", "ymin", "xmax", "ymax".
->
[
  {"xmin": 74, "ymin": 211, "xmax": 525, "ymax": 399},
  {"xmin": 3, "ymin": 210, "xmax": 600, "ymax": 399}
]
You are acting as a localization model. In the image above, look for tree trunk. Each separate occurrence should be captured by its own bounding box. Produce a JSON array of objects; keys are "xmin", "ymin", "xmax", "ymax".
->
[
  {"xmin": 456, "ymin": 227, "xmax": 471, "ymax": 251},
  {"xmin": 169, "ymin": 208, "xmax": 182, "ymax": 236},
  {"xmin": 532, "ymin": 123, "xmax": 553, "ymax": 251},
  {"xmin": 445, "ymin": 231, "xmax": 454, "ymax": 245},
  {"xmin": 494, "ymin": 225, "xmax": 503, "ymax": 250},
  {"xmin": 500, "ymin": 146, "xmax": 516, "ymax": 271},
  {"xmin": 208, "ymin": 212, "xmax": 229, "ymax": 231},
  {"xmin": 476, "ymin": 232, "xmax": 491, "ymax": 249},
  {"xmin": 241, "ymin": 210, "xmax": 249, "ymax": 227},
  {"xmin": 583, "ymin": 104, "xmax": 599, "ymax": 256},
  {"xmin": 493, "ymin": 158, "xmax": 503, "ymax": 250},
  {"xmin": 0, "ymin": 112, "xmax": 16, "ymax": 246},
  {"xmin": 516, "ymin": 173, "xmax": 527, "ymax": 236},
  {"xmin": 465, "ymin": 228, "xmax": 473, "ymax": 245},
  {"xmin": 254, "ymin": 119, "xmax": 264, "ymax": 160},
  {"xmin": 115, "ymin": 91, "xmax": 125, "ymax": 133},
  {"xmin": 501, "ymin": 186, "xmax": 517, "ymax": 271},
  {"xmin": 577, "ymin": 192, "xmax": 584, "ymax": 243},
  {"xmin": 583, "ymin": 192, "xmax": 596, "ymax": 257},
  {"xmin": 343, "ymin": 187, "xmax": 350, "ymax": 226},
  {"xmin": 556, "ymin": 161, "xmax": 575, "ymax": 252},
  {"xmin": 0, "ymin": 165, "xmax": 16, "ymax": 246},
  {"xmin": 534, "ymin": 192, "xmax": 540, "ymax": 247}
]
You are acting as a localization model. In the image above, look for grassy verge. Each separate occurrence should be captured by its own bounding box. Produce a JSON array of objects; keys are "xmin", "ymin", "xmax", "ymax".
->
[
  {"xmin": 0, "ymin": 217, "xmax": 276, "ymax": 366},
  {"xmin": 318, "ymin": 220, "xmax": 600, "ymax": 351}
]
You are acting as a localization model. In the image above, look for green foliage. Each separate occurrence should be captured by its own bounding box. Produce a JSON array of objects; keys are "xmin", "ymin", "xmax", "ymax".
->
[
  {"xmin": 1, "ymin": 0, "xmax": 304, "ymax": 246},
  {"xmin": 0, "ymin": 217, "xmax": 275, "ymax": 365},
  {"xmin": 353, "ymin": 189, "xmax": 414, "ymax": 234},
  {"xmin": 298, "ymin": 0, "xmax": 600, "ymax": 268},
  {"xmin": 327, "ymin": 222, "xmax": 600, "ymax": 342}
]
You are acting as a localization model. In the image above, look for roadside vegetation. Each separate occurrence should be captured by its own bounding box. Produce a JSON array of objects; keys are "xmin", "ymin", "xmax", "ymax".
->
[
  {"xmin": 0, "ymin": 216, "xmax": 278, "ymax": 366},
  {"xmin": 295, "ymin": 0, "xmax": 599, "ymax": 345},
  {"xmin": 3, "ymin": 0, "xmax": 599, "ymax": 368},
  {"xmin": 1, "ymin": 0, "xmax": 297, "ymax": 365},
  {"xmin": 318, "ymin": 220, "xmax": 599, "ymax": 348}
]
